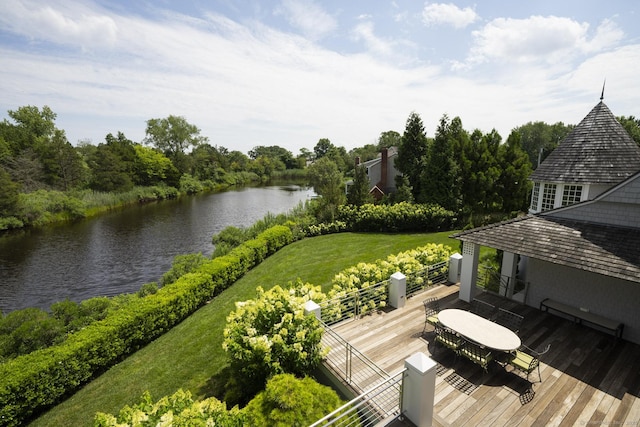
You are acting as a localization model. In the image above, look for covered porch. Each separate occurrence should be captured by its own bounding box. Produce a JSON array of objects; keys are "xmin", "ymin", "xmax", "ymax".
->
[{"xmin": 329, "ymin": 284, "xmax": 640, "ymax": 426}]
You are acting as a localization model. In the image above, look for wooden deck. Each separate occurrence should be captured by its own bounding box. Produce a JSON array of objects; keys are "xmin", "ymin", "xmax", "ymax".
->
[{"xmin": 328, "ymin": 284, "xmax": 640, "ymax": 426}]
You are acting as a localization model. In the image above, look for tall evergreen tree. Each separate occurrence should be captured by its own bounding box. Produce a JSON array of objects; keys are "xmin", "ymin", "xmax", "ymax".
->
[
  {"xmin": 498, "ymin": 132, "xmax": 533, "ymax": 212},
  {"xmin": 396, "ymin": 112, "xmax": 429, "ymax": 201},
  {"xmin": 347, "ymin": 165, "xmax": 374, "ymax": 206},
  {"xmin": 419, "ymin": 114, "xmax": 461, "ymax": 211}
]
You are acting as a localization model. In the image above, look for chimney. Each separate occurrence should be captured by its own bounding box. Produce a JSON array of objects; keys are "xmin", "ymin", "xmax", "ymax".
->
[
  {"xmin": 380, "ymin": 148, "xmax": 388, "ymax": 190},
  {"xmin": 355, "ymin": 156, "xmax": 361, "ymax": 167}
]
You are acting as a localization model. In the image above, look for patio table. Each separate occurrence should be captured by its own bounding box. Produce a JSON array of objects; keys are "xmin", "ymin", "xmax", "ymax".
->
[{"xmin": 438, "ymin": 308, "xmax": 521, "ymax": 351}]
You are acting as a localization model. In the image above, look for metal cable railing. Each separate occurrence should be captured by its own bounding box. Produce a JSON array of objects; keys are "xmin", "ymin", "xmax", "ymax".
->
[{"xmin": 309, "ymin": 369, "xmax": 406, "ymax": 427}]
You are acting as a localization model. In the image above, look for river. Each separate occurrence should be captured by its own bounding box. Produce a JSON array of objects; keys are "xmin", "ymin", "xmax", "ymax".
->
[{"xmin": 0, "ymin": 185, "xmax": 314, "ymax": 314}]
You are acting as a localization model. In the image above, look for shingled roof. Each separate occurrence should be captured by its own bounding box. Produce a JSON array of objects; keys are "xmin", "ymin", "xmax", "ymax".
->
[
  {"xmin": 452, "ymin": 215, "xmax": 640, "ymax": 284},
  {"xmin": 530, "ymin": 101, "xmax": 640, "ymax": 184}
]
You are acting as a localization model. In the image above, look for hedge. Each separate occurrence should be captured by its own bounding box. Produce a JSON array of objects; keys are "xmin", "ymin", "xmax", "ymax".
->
[
  {"xmin": 337, "ymin": 202, "xmax": 456, "ymax": 232},
  {"xmin": 0, "ymin": 225, "xmax": 293, "ymax": 427}
]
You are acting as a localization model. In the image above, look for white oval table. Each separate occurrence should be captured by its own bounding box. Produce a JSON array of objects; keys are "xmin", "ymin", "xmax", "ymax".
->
[{"xmin": 438, "ymin": 308, "xmax": 521, "ymax": 351}]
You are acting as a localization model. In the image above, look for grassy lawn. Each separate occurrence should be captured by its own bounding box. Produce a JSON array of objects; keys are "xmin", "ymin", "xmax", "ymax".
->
[{"xmin": 30, "ymin": 231, "xmax": 460, "ymax": 427}]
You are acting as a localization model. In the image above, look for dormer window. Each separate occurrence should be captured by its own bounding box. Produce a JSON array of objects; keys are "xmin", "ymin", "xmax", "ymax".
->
[
  {"xmin": 541, "ymin": 184, "xmax": 557, "ymax": 212},
  {"xmin": 561, "ymin": 185, "xmax": 583, "ymax": 206}
]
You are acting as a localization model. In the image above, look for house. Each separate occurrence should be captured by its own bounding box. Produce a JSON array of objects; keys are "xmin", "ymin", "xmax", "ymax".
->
[
  {"xmin": 348, "ymin": 147, "xmax": 401, "ymax": 199},
  {"xmin": 452, "ymin": 99, "xmax": 640, "ymax": 344}
]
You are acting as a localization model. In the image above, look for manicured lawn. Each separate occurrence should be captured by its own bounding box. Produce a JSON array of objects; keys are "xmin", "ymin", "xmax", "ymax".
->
[{"xmin": 30, "ymin": 231, "xmax": 460, "ymax": 427}]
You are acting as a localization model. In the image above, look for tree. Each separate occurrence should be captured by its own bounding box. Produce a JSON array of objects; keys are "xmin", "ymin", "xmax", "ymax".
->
[
  {"xmin": 249, "ymin": 145, "xmax": 296, "ymax": 169},
  {"xmin": 0, "ymin": 168, "xmax": 20, "ymax": 216},
  {"xmin": 618, "ymin": 116, "xmax": 640, "ymax": 146},
  {"xmin": 419, "ymin": 114, "xmax": 460, "ymax": 211},
  {"xmin": 88, "ymin": 133, "xmax": 137, "ymax": 192},
  {"xmin": 396, "ymin": 112, "xmax": 429, "ymax": 200},
  {"xmin": 313, "ymin": 138, "xmax": 334, "ymax": 159},
  {"xmin": 222, "ymin": 282, "xmax": 326, "ymax": 399},
  {"xmin": 307, "ymin": 157, "xmax": 345, "ymax": 221},
  {"xmin": 513, "ymin": 121, "xmax": 573, "ymax": 168},
  {"xmin": 144, "ymin": 115, "xmax": 207, "ymax": 174},
  {"xmin": 347, "ymin": 164, "xmax": 374, "ymax": 206},
  {"xmin": 377, "ymin": 130, "xmax": 401, "ymax": 149},
  {"xmin": 499, "ymin": 132, "xmax": 533, "ymax": 212},
  {"xmin": 132, "ymin": 144, "xmax": 176, "ymax": 186}
]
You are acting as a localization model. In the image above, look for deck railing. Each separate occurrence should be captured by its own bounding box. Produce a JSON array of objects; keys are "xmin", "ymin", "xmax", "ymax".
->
[
  {"xmin": 320, "ymin": 319, "xmax": 390, "ymax": 390},
  {"xmin": 319, "ymin": 260, "xmax": 450, "ymax": 326},
  {"xmin": 309, "ymin": 369, "xmax": 406, "ymax": 427}
]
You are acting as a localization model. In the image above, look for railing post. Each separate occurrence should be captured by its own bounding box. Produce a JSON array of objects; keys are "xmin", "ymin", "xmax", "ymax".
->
[
  {"xmin": 402, "ymin": 352, "xmax": 437, "ymax": 427},
  {"xmin": 304, "ymin": 300, "xmax": 321, "ymax": 320},
  {"xmin": 389, "ymin": 272, "xmax": 406, "ymax": 309},
  {"xmin": 448, "ymin": 253, "xmax": 463, "ymax": 283}
]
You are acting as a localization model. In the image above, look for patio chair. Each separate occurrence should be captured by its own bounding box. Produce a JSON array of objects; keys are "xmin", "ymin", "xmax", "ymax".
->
[
  {"xmin": 434, "ymin": 325, "xmax": 464, "ymax": 356},
  {"xmin": 470, "ymin": 299, "xmax": 496, "ymax": 319},
  {"xmin": 459, "ymin": 340, "xmax": 494, "ymax": 372},
  {"xmin": 507, "ymin": 343, "xmax": 551, "ymax": 383},
  {"xmin": 422, "ymin": 297, "xmax": 441, "ymax": 334},
  {"xmin": 495, "ymin": 308, "xmax": 524, "ymax": 333}
]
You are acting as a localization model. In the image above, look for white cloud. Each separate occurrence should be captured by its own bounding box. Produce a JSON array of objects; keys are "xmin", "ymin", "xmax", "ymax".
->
[
  {"xmin": 422, "ymin": 2, "xmax": 478, "ymax": 29},
  {"xmin": 0, "ymin": 0, "xmax": 118, "ymax": 49},
  {"xmin": 275, "ymin": 0, "xmax": 337, "ymax": 40},
  {"xmin": 468, "ymin": 16, "xmax": 623, "ymax": 66},
  {"xmin": 351, "ymin": 21, "xmax": 394, "ymax": 56}
]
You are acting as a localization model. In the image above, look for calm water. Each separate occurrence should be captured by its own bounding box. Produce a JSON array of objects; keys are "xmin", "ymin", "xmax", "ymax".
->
[{"xmin": 0, "ymin": 185, "xmax": 313, "ymax": 314}]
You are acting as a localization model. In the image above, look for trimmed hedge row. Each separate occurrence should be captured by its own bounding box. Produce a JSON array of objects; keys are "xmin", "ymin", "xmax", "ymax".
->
[
  {"xmin": 0, "ymin": 225, "xmax": 294, "ymax": 427},
  {"xmin": 337, "ymin": 202, "xmax": 457, "ymax": 232}
]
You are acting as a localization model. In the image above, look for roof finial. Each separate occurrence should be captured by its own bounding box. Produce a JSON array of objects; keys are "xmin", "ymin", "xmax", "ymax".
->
[{"xmin": 600, "ymin": 78, "xmax": 606, "ymax": 101}]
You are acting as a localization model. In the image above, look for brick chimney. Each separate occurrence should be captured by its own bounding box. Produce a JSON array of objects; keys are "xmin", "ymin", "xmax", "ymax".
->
[
  {"xmin": 380, "ymin": 148, "xmax": 388, "ymax": 190},
  {"xmin": 355, "ymin": 156, "xmax": 361, "ymax": 167}
]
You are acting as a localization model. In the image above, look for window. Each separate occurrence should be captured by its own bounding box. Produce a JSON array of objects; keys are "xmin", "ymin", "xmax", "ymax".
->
[
  {"xmin": 561, "ymin": 185, "xmax": 582, "ymax": 206},
  {"xmin": 541, "ymin": 184, "xmax": 557, "ymax": 212},
  {"xmin": 530, "ymin": 182, "xmax": 540, "ymax": 211}
]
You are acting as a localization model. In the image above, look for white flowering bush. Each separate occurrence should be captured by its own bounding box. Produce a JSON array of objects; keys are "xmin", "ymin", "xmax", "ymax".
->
[
  {"xmin": 94, "ymin": 389, "xmax": 244, "ymax": 427},
  {"xmin": 324, "ymin": 243, "xmax": 453, "ymax": 322},
  {"xmin": 222, "ymin": 281, "xmax": 327, "ymax": 396}
]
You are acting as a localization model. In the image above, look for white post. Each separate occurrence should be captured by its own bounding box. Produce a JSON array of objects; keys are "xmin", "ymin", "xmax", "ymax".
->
[
  {"xmin": 402, "ymin": 352, "xmax": 437, "ymax": 427},
  {"xmin": 448, "ymin": 252, "xmax": 463, "ymax": 283},
  {"xmin": 500, "ymin": 251, "xmax": 518, "ymax": 298},
  {"xmin": 304, "ymin": 300, "xmax": 321, "ymax": 320},
  {"xmin": 389, "ymin": 272, "xmax": 406, "ymax": 309},
  {"xmin": 459, "ymin": 241, "xmax": 479, "ymax": 302}
]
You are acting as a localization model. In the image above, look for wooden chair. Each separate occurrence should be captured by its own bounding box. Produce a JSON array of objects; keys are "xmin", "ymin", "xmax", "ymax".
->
[
  {"xmin": 434, "ymin": 325, "xmax": 463, "ymax": 356},
  {"xmin": 459, "ymin": 340, "xmax": 493, "ymax": 372},
  {"xmin": 470, "ymin": 299, "xmax": 496, "ymax": 319},
  {"xmin": 508, "ymin": 343, "xmax": 551, "ymax": 383},
  {"xmin": 495, "ymin": 308, "xmax": 524, "ymax": 333},
  {"xmin": 422, "ymin": 297, "xmax": 441, "ymax": 334}
]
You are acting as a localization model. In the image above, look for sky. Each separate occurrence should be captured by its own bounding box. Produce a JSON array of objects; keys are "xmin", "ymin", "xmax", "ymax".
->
[{"xmin": 1, "ymin": 0, "xmax": 639, "ymax": 154}]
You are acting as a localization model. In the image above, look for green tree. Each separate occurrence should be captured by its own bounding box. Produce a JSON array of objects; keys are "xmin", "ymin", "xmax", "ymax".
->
[
  {"xmin": 499, "ymin": 132, "xmax": 533, "ymax": 212},
  {"xmin": 618, "ymin": 116, "xmax": 640, "ymax": 146},
  {"xmin": 222, "ymin": 282, "xmax": 326, "ymax": 400},
  {"xmin": 347, "ymin": 164, "xmax": 373, "ymax": 206},
  {"xmin": 313, "ymin": 138, "xmax": 334, "ymax": 160},
  {"xmin": 132, "ymin": 144, "xmax": 176, "ymax": 186},
  {"xmin": 243, "ymin": 374, "xmax": 343, "ymax": 427},
  {"xmin": 420, "ymin": 114, "xmax": 460, "ymax": 211},
  {"xmin": 307, "ymin": 157, "xmax": 345, "ymax": 221},
  {"xmin": 513, "ymin": 121, "xmax": 573, "ymax": 168},
  {"xmin": 88, "ymin": 133, "xmax": 137, "ymax": 192},
  {"xmin": 144, "ymin": 115, "xmax": 207, "ymax": 174},
  {"xmin": 396, "ymin": 112, "xmax": 429, "ymax": 200},
  {"xmin": 0, "ymin": 168, "xmax": 20, "ymax": 216},
  {"xmin": 249, "ymin": 145, "xmax": 296, "ymax": 169}
]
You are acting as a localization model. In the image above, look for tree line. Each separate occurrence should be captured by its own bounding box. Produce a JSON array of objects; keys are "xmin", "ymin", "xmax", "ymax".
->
[{"xmin": 2, "ymin": 104, "xmax": 639, "ymax": 230}]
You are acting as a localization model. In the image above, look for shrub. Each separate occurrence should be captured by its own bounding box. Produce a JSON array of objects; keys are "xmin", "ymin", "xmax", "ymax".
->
[
  {"xmin": 336, "ymin": 201, "xmax": 456, "ymax": 232},
  {"xmin": 94, "ymin": 389, "xmax": 245, "ymax": 427},
  {"xmin": 243, "ymin": 374, "xmax": 344, "ymax": 427},
  {"xmin": 0, "ymin": 225, "xmax": 295, "ymax": 426},
  {"xmin": 222, "ymin": 282, "xmax": 326, "ymax": 401},
  {"xmin": 160, "ymin": 253, "xmax": 208, "ymax": 286},
  {"xmin": 179, "ymin": 174, "xmax": 204, "ymax": 194}
]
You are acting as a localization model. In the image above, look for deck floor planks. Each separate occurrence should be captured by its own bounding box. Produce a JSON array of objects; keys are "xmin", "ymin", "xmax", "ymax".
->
[{"xmin": 325, "ymin": 285, "xmax": 640, "ymax": 426}]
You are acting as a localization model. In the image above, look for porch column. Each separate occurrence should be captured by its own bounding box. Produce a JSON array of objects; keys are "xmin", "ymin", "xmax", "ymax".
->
[
  {"xmin": 389, "ymin": 272, "xmax": 406, "ymax": 309},
  {"xmin": 500, "ymin": 251, "xmax": 518, "ymax": 298},
  {"xmin": 459, "ymin": 241, "xmax": 479, "ymax": 303}
]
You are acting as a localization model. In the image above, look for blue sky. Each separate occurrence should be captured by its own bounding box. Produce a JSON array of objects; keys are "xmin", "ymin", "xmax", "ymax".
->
[{"xmin": 1, "ymin": 0, "xmax": 638, "ymax": 154}]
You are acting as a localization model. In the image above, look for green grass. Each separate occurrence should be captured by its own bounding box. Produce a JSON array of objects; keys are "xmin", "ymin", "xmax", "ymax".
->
[{"xmin": 30, "ymin": 231, "xmax": 460, "ymax": 427}]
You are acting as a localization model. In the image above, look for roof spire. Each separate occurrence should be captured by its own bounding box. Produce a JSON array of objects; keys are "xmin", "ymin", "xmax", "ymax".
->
[{"xmin": 600, "ymin": 79, "xmax": 606, "ymax": 101}]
